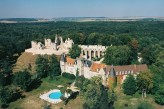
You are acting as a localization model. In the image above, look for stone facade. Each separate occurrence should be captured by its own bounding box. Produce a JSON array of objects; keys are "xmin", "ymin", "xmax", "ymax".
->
[
  {"xmin": 60, "ymin": 54, "xmax": 148, "ymax": 85},
  {"xmin": 25, "ymin": 36, "xmax": 74, "ymax": 55},
  {"xmin": 79, "ymin": 45, "xmax": 106, "ymax": 60}
]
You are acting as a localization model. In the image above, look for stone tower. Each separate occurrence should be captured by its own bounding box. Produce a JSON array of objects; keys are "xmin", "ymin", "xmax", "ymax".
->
[
  {"xmin": 60, "ymin": 53, "xmax": 66, "ymax": 74},
  {"xmin": 76, "ymin": 58, "xmax": 84, "ymax": 76},
  {"xmin": 107, "ymin": 66, "xmax": 117, "ymax": 90}
]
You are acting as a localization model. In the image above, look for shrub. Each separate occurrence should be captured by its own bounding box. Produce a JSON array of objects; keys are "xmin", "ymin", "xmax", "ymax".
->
[
  {"xmin": 62, "ymin": 72, "xmax": 75, "ymax": 80},
  {"xmin": 138, "ymin": 101, "xmax": 153, "ymax": 109},
  {"xmin": 123, "ymin": 75, "xmax": 136, "ymax": 95},
  {"xmin": 154, "ymin": 84, "xmax": 164, "ymax": 105}
]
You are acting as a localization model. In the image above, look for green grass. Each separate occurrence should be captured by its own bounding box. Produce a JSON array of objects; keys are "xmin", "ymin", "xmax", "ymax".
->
[
  {"xmin": 114, "ymin": 87, "xmax": 163, "ymax": 109},
  {"xmin": 8, "ymin": 76, "xmax": 80, "ymax": 109}
]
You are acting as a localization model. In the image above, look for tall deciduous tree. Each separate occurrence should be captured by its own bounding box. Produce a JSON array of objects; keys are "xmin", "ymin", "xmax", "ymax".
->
[
  {"xmin": 69, "ymin": 44, "xmax": 81, "ymax": 59},
  {"xmin": 103, "ymin": 45, "xmax": 131, "ymax": 65},
  {"xmin": 155, "ymin": 84, "xmax": 164, "ymax": 105},
  {"xmin": 123, "ymin": 75, "xmax": 136, "ymax": 95},
  {"xmin": 83, "ymin": 77, "xmax": 115, "ymax": 109},
  {"xmin": 14, "ymin": 70, "xmax": 32, "ymax": 91},
  {"xmin": 0, "ymin": 87, "xmax": 13, "ymax": 106},
  {"xmin": 136, "ymin": 71, "xmax": 153, "ymax": 99},
  {"xmin": 48, "ymin": 55, "xmax": 61, "ymax": 79},
  {"xmin": 35, "ymin": 55, "xmax": 49, "ymax": 78},
  {"xmin": 128, "ymin": 39, "xmax": 139, "ymax": 63}
]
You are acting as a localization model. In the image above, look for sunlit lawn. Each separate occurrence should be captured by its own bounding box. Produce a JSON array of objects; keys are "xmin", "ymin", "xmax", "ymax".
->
[{"xmin": 8, "ymin": 76, "xmax": 83, "ymax": 109}]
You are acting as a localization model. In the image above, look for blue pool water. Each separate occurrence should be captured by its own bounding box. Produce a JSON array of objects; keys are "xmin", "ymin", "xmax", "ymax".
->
[{"xmin": 49, "ymin": 92, "xmax": 62, "ymax": 99}]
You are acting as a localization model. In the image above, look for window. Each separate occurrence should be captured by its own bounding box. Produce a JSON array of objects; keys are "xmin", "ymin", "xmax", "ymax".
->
[
  {"xmin": 122, "ymin": 71, "xmax": 124, "ymax": 75},
  {"xmin": 128, "ymin": 70, "xmax": 131, "ymax": 74}
]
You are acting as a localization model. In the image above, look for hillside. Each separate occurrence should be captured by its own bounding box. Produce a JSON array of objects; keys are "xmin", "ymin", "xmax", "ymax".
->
[
  {"xmin": 13, "ymin": 52, "xmax": 61, "ymax": 74},
  {"xmin": 13, "ymin": 52, "xmax": 38, "ymax": 74}
]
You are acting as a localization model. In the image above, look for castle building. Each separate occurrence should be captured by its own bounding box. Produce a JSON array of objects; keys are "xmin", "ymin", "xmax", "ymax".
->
[
  {"xmin": 60, "ymin": 54, "xmax": 148, "ymax": 85},
  {"xmin": 79, "ymin": 45, "xmax": 107, "ymax": 60},
  {"xmin": 25, "ymin": 36, "xmax": 74, "ymax": 55}
]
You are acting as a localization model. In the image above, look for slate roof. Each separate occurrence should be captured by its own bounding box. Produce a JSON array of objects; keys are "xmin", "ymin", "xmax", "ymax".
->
[
  {"xmin": 106, "ymin": 64, "xmax": 148, "ymax": 75},
  {"xmin": 109, "ymin": 66, "xmax": 116, "ymax": 77},
  {"xmin": 60, "ymin": 53, "xmax": 66, "ymax": 62}
]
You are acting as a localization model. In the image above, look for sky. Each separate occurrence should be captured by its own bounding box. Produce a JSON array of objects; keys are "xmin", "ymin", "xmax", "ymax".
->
[{"xmin": 0, "ymin": 0, "xmax": 164, "ymax": 18}]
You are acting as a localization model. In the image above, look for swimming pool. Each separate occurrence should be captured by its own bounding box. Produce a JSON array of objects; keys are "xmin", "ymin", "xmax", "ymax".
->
[{"xmin": 49, "ymin": 91, "xmax": 62, "ymax": 99}]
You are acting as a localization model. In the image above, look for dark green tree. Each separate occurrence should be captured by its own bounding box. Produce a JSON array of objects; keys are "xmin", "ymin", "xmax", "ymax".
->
[
  {"xmin": 0, "ymin": 60, "xmax": 12, "ymax": 86},
  {"xmin": 14, "ymin": 70, "xmax": 32, "ymax": 91},
  {"xmin": 35, "ymin": 55, "xmax": 49, "ymax": 78},
  {"xmin": 103, "ymin": 45, "xmax": 131, "ymax": 65},
  {"xmin": 0, "ymin": 87, "xmax": 13, "ymax": 107},
  {"xmin": 99, "ymin": 87, "xmax": 109, "ymax": 109},
  {"xmin": 48, "ymin": 55, "xmax": 61, "ymax": 79},
  {"xmin": 69, "ymin": 44, "xmax": 81, "ymax": 59},
  {"xmin": 123, "ymin": 75, "xmax": 136, "ymax": 95},
  {"xmin": 83, "ymin": 77, "xmax": 114, "ymax": 109},
  {"xmin": 155, "ymin": 84, "xmax": 164, "ymax": 105}
]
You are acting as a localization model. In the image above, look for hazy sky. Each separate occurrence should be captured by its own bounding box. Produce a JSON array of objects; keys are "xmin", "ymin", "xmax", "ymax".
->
[{"xmin": 0, "ymin": 0, "xmax": 164, "ymax": 18}]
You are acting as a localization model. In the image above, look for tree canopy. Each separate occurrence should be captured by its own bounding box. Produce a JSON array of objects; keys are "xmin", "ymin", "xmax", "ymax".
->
[
  {"xmin": 69, "ymin": 44, "xmax": 81, "ymax": 59},
  {"xmin": 136, "ymin": 71, "xmax": 153, "ymax": 98},
  {"xmin": 13, "ymin": 70, "xmax": 32, "ymax": 91},
  {"xmin": 123, "ymin": 75, "xmax": 136, "ymax": 95},
  {"xmin": 103, "ymin": 45, "xmax": 131, "ymax": 65}
]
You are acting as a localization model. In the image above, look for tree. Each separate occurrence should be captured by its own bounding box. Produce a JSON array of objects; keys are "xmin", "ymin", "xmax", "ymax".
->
[
  {"xmin": 0, "ymin": 87, "xmax": 13, "ymax": 107},
  {"xmin": 137, "ymin": 101, "xmax": 153, "ymax": 109},
  {"xmin": 69, "ymin": 44, "xmax": 81, "ymax": 59},
  {"xmin": 87, "ymin": 33, "xmax": 99, "ymax": 45},
  {"xmin": 123, "ymin": 75, "xmax": 136, "ymax": 95},
  {"xmin": 35, "ymin": 55, "xmax": 49, "ymax": 78},
  {"xmin": 136, "ymin": 71, "xmax": 153, "ymax": 99},
  {"xmin": 154, "ymin": 84, "xmax": 164, "ymax": 105},
  {"xmin": 14, "ymin": 70, "xmax": 32, "ymax": 91},
  {"xmin": 83, "ymin": 77, "xmax": 115, "ymax": 109},
  {"xmin": 48, "ymin": 55, "xmax": 61, "ymax": 79},
  {"xmin": 103, "ymin": 45, "xmax": 131, "ymax": 65},
  {"xmin": 99, "ymin": 87, "xmax": 109, "ymax": 109},
  {"xmin": 0, "ymin": 60, "xmax": 12, "ymax": 86},
  {"xmin": 83, "ymin": 79, "xmax": 101, "ymax": 109},
  {"xmin": 128, "ymin": 39, "xmax": 139, "ymax": 63}
]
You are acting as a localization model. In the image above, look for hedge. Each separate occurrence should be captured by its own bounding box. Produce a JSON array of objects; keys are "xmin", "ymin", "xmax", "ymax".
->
[{"xmin": 62, "ymin": 72, "xmax": 75, "ymax": 80}]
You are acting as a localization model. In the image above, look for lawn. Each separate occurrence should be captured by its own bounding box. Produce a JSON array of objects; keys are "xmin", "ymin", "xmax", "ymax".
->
[
  {"xmin": 8, "ymin": 76, "xmax": 84, "ymax": 109},
  {"xmin": 113, "ymin": 85, "xmax": 164, "ymax": 109}
]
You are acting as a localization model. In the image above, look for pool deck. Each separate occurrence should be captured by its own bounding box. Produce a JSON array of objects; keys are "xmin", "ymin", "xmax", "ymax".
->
[{"xmin": 40, "ymin": 89, "xmax": 62, "ymax": 104}]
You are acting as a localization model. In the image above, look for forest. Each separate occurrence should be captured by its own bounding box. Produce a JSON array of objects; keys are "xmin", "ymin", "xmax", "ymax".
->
[{"xmin": 0, "ymin": 21, "xmax": 163, "ymax": 108}]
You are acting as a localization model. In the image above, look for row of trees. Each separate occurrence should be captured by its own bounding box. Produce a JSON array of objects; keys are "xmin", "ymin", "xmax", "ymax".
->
[{"xmin": 0, "ymin": 21, "xmax": 163, "ymax": 61}]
